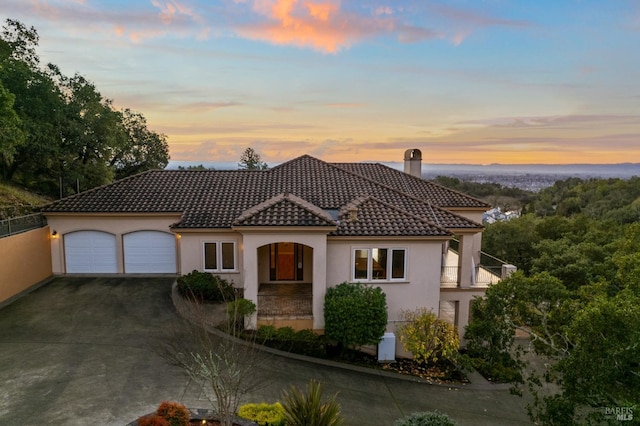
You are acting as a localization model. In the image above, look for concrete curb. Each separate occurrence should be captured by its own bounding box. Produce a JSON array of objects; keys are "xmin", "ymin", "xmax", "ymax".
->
[{"xmin": 170, "ymin": 282, "xmax": 513, "ymax": 391}]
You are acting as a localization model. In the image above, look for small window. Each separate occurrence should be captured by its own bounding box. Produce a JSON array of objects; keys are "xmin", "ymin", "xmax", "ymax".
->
[
  {"xmin": 352, "ymin": 247, "xmax": 406, "ymax": 282},
  {"xmin": 204, "ymin": 243, "xmax": 217, "ymax": 270},
  {"xmin": 203, "ymin": 241, "xmax": 236, "ymax": 272},
  {"xmin": 372, "ymin": 248, "xmax": 388, "ymax": 280},
  {"xmin": 391, "ymin": 249, "xmax": 406, "ymax": 279},
  {"xmin": 354, "ymin": 249, "xmax": 369, "ymax": 280},
  {"xmin": 221, "ymin": 242, "xmax": 235, "ymax": 270}
]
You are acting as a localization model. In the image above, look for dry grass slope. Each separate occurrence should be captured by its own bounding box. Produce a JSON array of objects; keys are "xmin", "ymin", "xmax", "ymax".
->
[{"xmin": 0, "ymin": 181, "xmax": 52, "ymax": 219}]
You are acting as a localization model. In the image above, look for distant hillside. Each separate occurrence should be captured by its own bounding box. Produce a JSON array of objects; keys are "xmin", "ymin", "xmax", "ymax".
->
[{"xmin": 0, "ymin": 181, "xmax": 52, "ymax": 219}]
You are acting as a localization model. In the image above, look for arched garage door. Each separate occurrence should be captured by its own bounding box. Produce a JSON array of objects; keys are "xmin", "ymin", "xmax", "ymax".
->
[
  {"xmin": 65, "ymin": 231, "xmax": 118, "ymax": 273},
  {"xmin": 124, "ymin": 231, "xmax": 177, "ymax": 273}
]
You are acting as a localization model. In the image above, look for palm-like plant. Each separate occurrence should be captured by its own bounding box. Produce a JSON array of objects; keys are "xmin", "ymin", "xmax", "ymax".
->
[{"xmin": 281, "ymin": 380, "xmax": 344, "ymax": 426}]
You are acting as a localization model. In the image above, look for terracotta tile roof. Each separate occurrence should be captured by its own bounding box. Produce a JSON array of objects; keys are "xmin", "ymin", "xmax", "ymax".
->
[
  {"xmin": 41, "ymin": 155, "xmax": 483, "ymax": 236},
  {"xmin": 233, "ymin": 193, "xmax": 336, "ymax": 227},
  {"xmin": 331, "ymin": 162, "xmax": 490, "ymax": 209},
  {"xmin": 335, "ymin": 196, "xmax": 450, "ymax": 237}
]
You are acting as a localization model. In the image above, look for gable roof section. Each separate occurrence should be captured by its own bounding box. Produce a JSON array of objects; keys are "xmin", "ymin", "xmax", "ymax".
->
[
  {"xmin": 332, "ymin": 162, "xmax": 490, "ymax": 209},
  {"xmin": 233, "ymin": 193, "xmax": 336, "ymax": 227},
  {"xmin": 41, "ymin": 154, "xmax": 483, "ymax": 234},
  {"xmin": 269, "ymin": 155, "xmax": 480, "ymax": 229},
  {"xmin": 335, "ymin": 196, "xmax": 451, "ymax": 237}
]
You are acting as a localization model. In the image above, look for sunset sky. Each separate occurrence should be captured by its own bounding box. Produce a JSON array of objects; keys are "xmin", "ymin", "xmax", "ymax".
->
[{"xmin": 2, "ymin": 0, "xmax": 640, "ymax": 164}]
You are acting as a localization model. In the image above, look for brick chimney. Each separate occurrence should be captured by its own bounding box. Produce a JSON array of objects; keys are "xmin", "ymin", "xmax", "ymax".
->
[{"xmin": 403, "ymin": 149, "xmax": 422, "ymax": 178}]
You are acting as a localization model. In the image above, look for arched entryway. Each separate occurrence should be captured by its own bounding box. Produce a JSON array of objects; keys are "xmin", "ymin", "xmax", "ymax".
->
[{"xmin": 256, "ymin": 242, "xmax": 313, "ymax": 329}]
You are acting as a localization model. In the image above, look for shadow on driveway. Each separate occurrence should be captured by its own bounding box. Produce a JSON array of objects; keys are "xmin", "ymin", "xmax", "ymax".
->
[{"xmin": 0, "ymin": 277, "xmax": 531, "ymax": 425}]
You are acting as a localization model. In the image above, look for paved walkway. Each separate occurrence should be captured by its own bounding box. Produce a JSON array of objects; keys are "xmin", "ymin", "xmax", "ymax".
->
[{"xmin": 0, "ymin": 277, "xmax": 532, "ymax": 425}]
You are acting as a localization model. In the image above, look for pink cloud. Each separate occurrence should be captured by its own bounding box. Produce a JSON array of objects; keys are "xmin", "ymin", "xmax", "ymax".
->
[
  {"xmin": 235, "ymin": 0, "xmax": 438, "ymax": 53},
  {"xmin": 151, "ymin": 0, "xmax": 201, "ymax": 25}
]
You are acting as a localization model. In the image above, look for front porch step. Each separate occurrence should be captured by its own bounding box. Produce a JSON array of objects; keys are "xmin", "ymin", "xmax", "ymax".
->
[
  {"xmin": 258, "ymin": 283, "xmax": 312, "ymax": 316},
  {"xmin": 257, "ymin": 317, "xmax": 314, "ymax": 331}
]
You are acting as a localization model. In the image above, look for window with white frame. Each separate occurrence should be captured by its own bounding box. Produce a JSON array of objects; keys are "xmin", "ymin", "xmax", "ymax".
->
[
  {"xmin": 352, "ymin": 247, "xmax": 406, "ymax": 281},
  {"xmin": 203, "ymin": 241, "xmax": 236, "ymax": 272}
]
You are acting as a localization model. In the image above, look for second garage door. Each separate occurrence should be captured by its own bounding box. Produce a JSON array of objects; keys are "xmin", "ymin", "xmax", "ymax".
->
[{"xmin": 123, "ymin": 231, "xmax": 177, "ymax": 273}]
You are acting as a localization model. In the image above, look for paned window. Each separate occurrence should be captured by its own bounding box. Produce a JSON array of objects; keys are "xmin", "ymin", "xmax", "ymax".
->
[
  {"xmin": 203, "ymin": 241, "xmax": 236, "ymax": 272},
  {"xmin": 352, "ymin": 248, "xmax": 407, "ymax": 281}
]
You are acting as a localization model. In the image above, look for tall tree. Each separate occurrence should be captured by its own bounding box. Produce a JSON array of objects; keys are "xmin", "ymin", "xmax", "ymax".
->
[
  {"xmin": 238, "ymin": 147, "xmax": 268, "ymax": 170},
  {"xmin": 0, "ymin": 81, "xmax": 24, "ymax": 167},
  {"xmin": 110, "ymin": 109, "xmax": 169, "ymax": 179},
  {"xmin": 0, "ymin": 18, "xmax": 170, "ymax": 196},
  {"xmin": 59, "ymin": 74, "xmax": 121, "ymax": 193},
  {"xmin": 0, "ymin": 50, "xmax": 66, "ymax": 192}
]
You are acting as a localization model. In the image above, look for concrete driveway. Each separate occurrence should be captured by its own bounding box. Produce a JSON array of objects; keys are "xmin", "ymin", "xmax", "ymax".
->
[{"xmin": 0, "ymin": 277, "xmax": 532, "ymax": 425}]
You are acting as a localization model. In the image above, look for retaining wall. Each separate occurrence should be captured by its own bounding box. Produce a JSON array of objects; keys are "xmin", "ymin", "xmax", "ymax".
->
[{"xmin": 0, "ymin": 226, "xmax": 52, "ymax": 305}]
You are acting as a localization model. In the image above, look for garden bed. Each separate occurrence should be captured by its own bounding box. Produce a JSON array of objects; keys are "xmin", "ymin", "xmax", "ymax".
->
[
  {"xmin": 241, "ymin": 328, "xmax": 468, "ymax": 385},
  {"xmin": 172, "ymin": 286, "xmax": 468, "ymax": 385}
]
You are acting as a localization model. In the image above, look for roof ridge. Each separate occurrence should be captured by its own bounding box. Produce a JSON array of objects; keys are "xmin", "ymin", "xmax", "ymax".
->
[
  {"xmin": 326, "ymin": 162, "xmax": 474, "ymax": 228},
  {"xmin": 234, "ymin": 192, "xmax": 335, "ymax": 225},
  {"xmin": 268, "ymin": 154, "xmax": 318, "ymax": 171},
  {"xmin": 372, "ymin": 162, "xmax": 490, "ymax": 207},
  {"xmin": 331, "ymin": 161, "xmax": 490, "ymax": 209}
]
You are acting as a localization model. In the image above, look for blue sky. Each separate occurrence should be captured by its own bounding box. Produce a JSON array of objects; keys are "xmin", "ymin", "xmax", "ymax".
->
[{"xmin": 2, "ymin": 0, "xmax": 639, "ymax": 164}]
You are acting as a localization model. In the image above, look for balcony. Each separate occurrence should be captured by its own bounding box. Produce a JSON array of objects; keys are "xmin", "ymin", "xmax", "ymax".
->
[{"xmin": 441, "ymin": 248, "xmax": 506, "ymax": 288}]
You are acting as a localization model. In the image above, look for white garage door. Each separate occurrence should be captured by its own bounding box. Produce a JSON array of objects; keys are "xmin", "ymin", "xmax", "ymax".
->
[
  {"xmin": 65, "ymin": 231, "xmax": 118, "ymax": 273},
  {"xmin": 124, "ymin": 231, "xmax": 177, "ymax": 273}
]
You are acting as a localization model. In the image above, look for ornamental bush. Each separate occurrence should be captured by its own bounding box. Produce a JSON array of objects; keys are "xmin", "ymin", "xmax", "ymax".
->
[
  {"xmin": 177, "ymin": 270, "xmax": 236, "ymax": 302},
  {"xmin": 396, "ymin": 308, "xmax": 459, "ymax": 364},
  {"xmin": 256, "ymin": 325, "xmax": 326, "ymax": 357},
  {"xmin": 227, "ymin": 298, "xmax": 256, "ymax": 331},
  {"xmin": 282, "ymin": 380, "xmax": 344, "ymax": 426},
  {"xmin": 324, "ymin": 282, "xmax": 387, "ymax": 351},
  {"xmin": 137, "ymin": 415, "xmax": 169, "ymax": 426},
  {"xmin": 394, "ymin": 411, "xmax": 459, "ymax": 426},
  {"xmin": 155, "ymin": 401, "xmax": 190, "ymax": 426},
  {"xmin": 238, "ymin": 402, "xmax": 286, "ymax": 426}
]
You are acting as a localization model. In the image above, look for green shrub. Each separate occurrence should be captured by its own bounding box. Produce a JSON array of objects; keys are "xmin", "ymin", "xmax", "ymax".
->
[
  {"xmin": 227, "ymin": 298, "xmax": 256, "ymax": 330},
  {"xmin": 177, "ymin": 270, "xmax": 235, "ymax": 303},
  {"xmin": 274, "ymin": 326, "xmax": 297, "ymax": 341},
  {"xmin": 238, "ymin": 402, "xmax": 286, "ymax": 426},
  {"xmin": 256, "ymin": 325, "xmax": 278, "ymax": 341},
  {"xmin": 255, "ymin": 326, "xmax": 326, "ymax": 357},
  {"xmin": 396, "ymin": 308, "xmax": 459, "ymax": 364},
  {"xmin": 282, "ymin": 380, "xmax": 344, "ymax": 426},
  {"xmin": 324, "ymin": 282, "xmax": 387, "ymax": 351},
  {"xmin": 394, "ymin": 411, "xmax": 459, "ymax": 426},
  {"xmin": 155, "ymin": 401, "xmax": 190, "ymax": 426}
]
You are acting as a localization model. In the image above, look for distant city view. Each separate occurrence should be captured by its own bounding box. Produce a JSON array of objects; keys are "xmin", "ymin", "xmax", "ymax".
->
[
  {"xmin": 418, "ymin": 162, "xmax": 640, "ymax": 192},
  {"xmin": 167, "ymin": 161, "xmax": 640, "ymax": 192}
]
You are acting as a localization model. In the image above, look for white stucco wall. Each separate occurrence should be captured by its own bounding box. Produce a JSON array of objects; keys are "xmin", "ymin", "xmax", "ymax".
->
[
  {"xmin": 325, "ymin": 238, "xmax": 445, "ymax": 323},
  {"xmin": 46, "ymin": 214, "xmax": 181, "ymax": 274},
  {"xmin": 238, "ymin": 229, "xmax": 331, "ymax": 329},
  {"xmin": 178, "ymin": 231, "xmax": 244, "ymax": 286}
]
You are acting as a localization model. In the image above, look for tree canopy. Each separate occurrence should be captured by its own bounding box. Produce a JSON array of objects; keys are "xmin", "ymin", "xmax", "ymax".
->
[
  {"xmin": 468, "ymin": 176, "xmax": 640, "ymax": 424},
  {"xmin": 0, "ymin": 19, "xmax": 169, "ymax": 198},
  {"xmin": 238, "ymin": 147, "xmax": 268, "ymax": 170}
]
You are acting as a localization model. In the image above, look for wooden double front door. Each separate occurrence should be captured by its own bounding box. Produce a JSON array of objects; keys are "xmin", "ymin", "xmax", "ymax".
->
[{"xmin": 270, "ymin": 242, "xmax": 304, "ymax": 281}]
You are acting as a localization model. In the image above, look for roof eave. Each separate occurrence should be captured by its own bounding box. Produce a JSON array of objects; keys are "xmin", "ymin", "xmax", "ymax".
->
[{"xmin": 231, "ymin": 225, "xmax": 338, "ymax": 233}]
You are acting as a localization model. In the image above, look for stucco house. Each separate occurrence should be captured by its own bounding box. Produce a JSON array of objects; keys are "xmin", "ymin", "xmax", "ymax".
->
[{"xmin": 42, "ymin": 149, "xmax": 509, "ymax": 342}]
